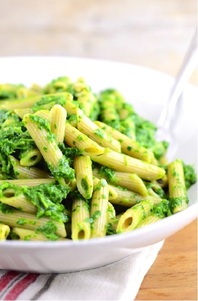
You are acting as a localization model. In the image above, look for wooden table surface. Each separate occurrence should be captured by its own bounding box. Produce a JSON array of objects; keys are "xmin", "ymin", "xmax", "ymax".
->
[{"xmin": 0, "ymin": 1, "xmax": 197, "ymax": 300}]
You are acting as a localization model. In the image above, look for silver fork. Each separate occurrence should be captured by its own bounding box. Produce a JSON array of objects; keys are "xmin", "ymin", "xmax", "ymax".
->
[{"xmin": 155, "ymin": 28, "xmax": 198, "ymax": 160}]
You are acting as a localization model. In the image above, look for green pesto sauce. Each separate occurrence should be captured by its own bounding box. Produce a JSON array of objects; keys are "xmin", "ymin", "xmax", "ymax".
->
[
  {"xmin": 98, "ymin": 166, "xmax": 116, "ymax": 182},
  {"xmin": 35, "ymin": 221, "xmax": 59, "ymax": 240},
  {"xmin": 94, "ymin": 128, "xmax": 105, "ymax": 138},
  {"xmin": 169, "ymin": 196, "xmax": 188, "ymax": 212},
  {"xmin": 0, "ymin": 202, "xmax": 15, "ymax": 214},
  {"xmin": 23, "ymin": 183, "xmax": 70, "ymax": 222},
  {"xmin": 47, "ymin": 156, "xmax": 75, "ymax": 181},
  {"xmin": 29, "ymin": 114, "xmax": 51, "ymax": 133},
  {"xmin": 151, "ymin": 199, "xmax": 172, "ymax": 218},
  {"xmin": 81, "ymin": 178, "xmax": 89, "ymax": 193},
  {"xmin": 32, "ymin": 95, "xmax": 66, "ymax": 112}
]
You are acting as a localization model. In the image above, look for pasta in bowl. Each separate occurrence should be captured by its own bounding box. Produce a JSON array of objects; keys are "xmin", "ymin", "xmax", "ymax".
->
[{"xmin": 0, "ymin": 56, "xmax": 197, "ymax": 272}]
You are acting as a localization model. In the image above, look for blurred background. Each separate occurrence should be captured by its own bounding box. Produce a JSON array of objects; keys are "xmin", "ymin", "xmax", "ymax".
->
[{"xmin": 0, "ymin": 0, "xmax": 197, "ymax": 82}]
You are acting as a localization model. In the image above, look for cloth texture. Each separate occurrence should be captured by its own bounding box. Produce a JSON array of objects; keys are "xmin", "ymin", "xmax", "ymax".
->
[{"xmin": 0, "ymin": 241, "xmax": 164, "ymax": 301}]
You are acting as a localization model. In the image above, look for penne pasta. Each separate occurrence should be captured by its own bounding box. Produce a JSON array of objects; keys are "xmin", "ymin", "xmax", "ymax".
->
[
  {"xmin": 91, "ymin": 148, "xmax": 165, "ymax": 181},
  {"xmin": 20, "ymin": 148, "xmax": 42, "ymax": 167},
  {"xmin": 23, "ymin": 114, "xmax": 74, "ymax": 181},
  {"xmin": 95, "ymin": 121, "xmax": 154, "ymax": 162},
  {"xmin": 77, "ymin": 109, "xmax": 121, "ymax": 153},
  {"xmin": 0, "ymin": 209, "xmax": 66, "ymax": 238},
  {"xmin": 64, "ymin": 122, "xmax": 104, "ymax": 156},
  {"xmin": 73, "ymin": 155, "xmax": 93, "ymax": 199},
  {"xmin": 71, "ymin": 197, "xmax": 91, "ymax": 240},
  {"xmin": 50, "ymin": 104, "xmax": 67, "ymax": 143},
  {"xmin": 167, "ymin": 159, "xmax": 188, "ymax": 213},
  {"xmin": 116, "ymin": 199, "xmax": 154, "ymax": 233},
  {"xmin": 90, "ymin": 179, "xmax": 109, "ymax": 238},
  {"xmin": 93, "ymin": 167, "xmax": 148, "ymax": 196}
]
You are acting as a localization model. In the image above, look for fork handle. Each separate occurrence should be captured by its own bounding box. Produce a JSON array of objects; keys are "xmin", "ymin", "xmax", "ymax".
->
[{"xmin": 157, "ymin": 28, "xmax": 198, "ymax": 129}]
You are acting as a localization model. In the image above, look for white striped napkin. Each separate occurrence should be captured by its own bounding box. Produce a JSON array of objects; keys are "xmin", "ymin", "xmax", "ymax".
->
[{"xmin": 0, "ymin": 240, "xmax": 163, "ymax": 301}]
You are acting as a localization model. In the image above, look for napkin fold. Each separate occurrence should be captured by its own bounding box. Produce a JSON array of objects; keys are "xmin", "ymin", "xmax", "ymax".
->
[{"xmin": 0, "ymin": 240, "xmax": 164, "ymax": 301}]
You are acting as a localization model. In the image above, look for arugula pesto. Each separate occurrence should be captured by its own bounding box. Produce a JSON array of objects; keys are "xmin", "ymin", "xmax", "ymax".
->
[{"xmin": 23, "ymin": 183, "xmax": 70, "ymax": 222}]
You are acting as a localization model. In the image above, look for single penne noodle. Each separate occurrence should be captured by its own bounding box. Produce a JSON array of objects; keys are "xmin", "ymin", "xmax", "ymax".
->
[
  {"xmin": 116, "ymin": 199, "xmax": 154, "ymax": 233},
  {"xmin": 9, "ymin": 156, "xmax": 51, "ymax": 179},
  {"xmin": 20, "ymin": 149, "xmax": 42, "ymax": 167},
  {"xmin": 12, "ymin": 227, "xmax": 65, "ymax": 241},
  {"xmin": 73, "ymin": 156, "xmax": 93, "ymax": 199},
  {"xmin": 50, "ymin": 104, "xmax": 67, "ymax": 143},
  {"xmin": 0, "ymin": 194, "xmax": 37, "ymax": 214},
  {"xmin": 92, "ymin": 177, "xmax": 117, "ymax": 200},
  {"xmin": 93, "ymin": 168, "xmax": 148, "ymax": 196},
  {"xmin": 0, "ymin": 92, "xmax": 67, "ymax": 110},
  {"xmin": 136, "ymin": 214, "xmax": 162, "ymax": 228},
  {"xmin": 0, "ymin": 95, "xmax": 40, "ymax": 110},
  {"xmin": 0, "ymin": 224, "xmax": 10, "ymax": 240},
  {"xmin": 0, "ymin": 178, "xmax": 55, "ymax": 187},
  {"xmin": 90, "ymin": 179, "xmax": 109, "ymax": 238},
  {"xmin": 0, "ymin": 210, "xmax": 66, "ymax": 237},
  {"xmin": 64, "ymin": 122, "xmax": 104, "ymax": 156},
  {"xmin": 71, "ymin": 197, "xmax": 91, "ymax": 240},
  {"xmin": 77, "ymin": 110, "xmax": 121, "ymax": 153},
  {"xmin": 167, "ymin": 159, "xmax": 188, "ymax": 213},
  {"xmin": 108, "ymin": 185, "xmax": 160, "ymax": 207},
  {"xmin": 23, "ymin": 114, "xmax": 63, "ymax": 168},
  {"xmin": 91, "ymin": 148, "xmax": 165, "ymax": 181},
  {"xmin": 95, "ymin": 121, "xmax": 154, "ymax": 163}
]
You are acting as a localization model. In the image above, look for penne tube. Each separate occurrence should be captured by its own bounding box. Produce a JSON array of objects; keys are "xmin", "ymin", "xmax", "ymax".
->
[
  {"xmin": 0, "ymin": 91, "xmax": 72, "ymax": 111},
  {"xmin": 90, "ymin": 179, "xmax": 109, "ymax": 238},
  {"xmin": 73, "ymin": 156, "xmax": 93, "ymax": 199},
  {"xmin": 108, "ymin": 184, "xmax": 160, "ymax": 207},
  {"xmin": 0, "ymin": 178, "xmax": 56, "ymax": 187},
  {"xmin": 91, "ymin": 148, "xmax": 165, "ymax": 181},
  {"xmin": 77, "ymin": 109, "xmax": 121, "ymax": 152},
  {"xmin": 0, "ymin": 194, "xmax": 37, "ymax": 214},
  {"xmin": 11, "ymin": 227, "xmax": 65, "ymax": 241},
  {"xmin": 93, "ymin": 168, "xmax": 148, "ymax": 196},
  {"xmin": 23, "ymin": 114, "xmax": 74, "ymax": 181},
  {"xmin": 64, "ymin": 122, "xmax": 104, "ymax": 156},
  {"xmin": 0, "ymin": 209, "xmax": 66, "ymax": 238},
  {"xmin": 116, "ymin": 199, "xmax": 154, "ymax": 233},
  {"xmin": 9, "ymin": 156, "xmax": 51, "ymax": 179},
  {"xmin": 20, "ymin": 149, "xmax": 42, "ymax": 167},
  {"xmin": 0, "ymin": 223, "xmax": 10, "ymax": 240},
  {"xmin": 136, "ymin": 214, "xmax": 162, "ymax": 228},
  {"xmin": 50, "ymin": 104, "xmax": 67, "ymax": 143},
  {"xmin": 23, "ymin": 114, "xmax": 63, "ymax": 167},
  {"xmin": 92, "ymin": 177, "xmax": 117, "ymax": 200},
  {"xmin": 167, "ymin": 159, "xmax": 188, "ymax": 213},
  {"xmin": 95, "ymin": 121, "xmax": 154, "ymax": 162},
  {"xmin": 71, "ymin": 197, "xmax": 91, "ymax": 240}
]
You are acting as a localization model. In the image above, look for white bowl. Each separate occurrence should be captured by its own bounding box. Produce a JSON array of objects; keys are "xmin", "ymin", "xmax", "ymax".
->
[{"xmin": 0, "ymin": 56, "xmax": 197, "ymax": 273}]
